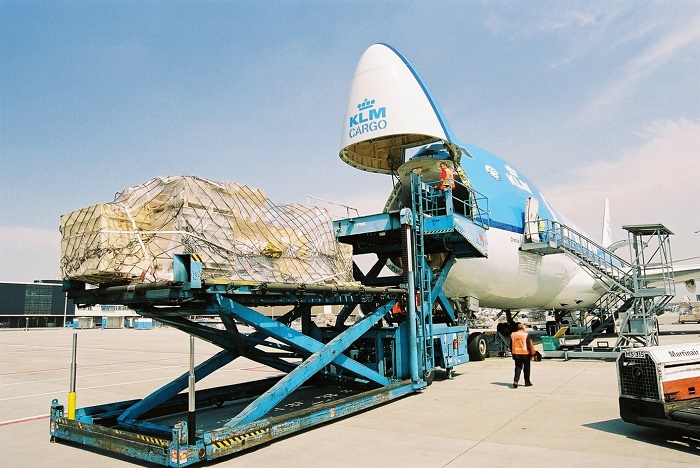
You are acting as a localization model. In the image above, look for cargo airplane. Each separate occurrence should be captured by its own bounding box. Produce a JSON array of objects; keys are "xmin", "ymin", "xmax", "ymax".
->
[{"xmin": 338, "ymin": 43, "xmax": 699, "ymax": 317}]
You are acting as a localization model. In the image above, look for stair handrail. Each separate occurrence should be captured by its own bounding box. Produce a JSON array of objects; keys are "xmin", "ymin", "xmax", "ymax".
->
[{"xmin": 539, "ymin": 220, "xmax": 636, "ymax": 294}]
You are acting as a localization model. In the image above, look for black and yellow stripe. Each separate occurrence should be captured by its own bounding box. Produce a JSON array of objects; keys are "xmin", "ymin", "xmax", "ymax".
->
[
  {"xmin": 132, "ymin": 433, "xmax": 170, "ymax": 447},
  {"xmin": 212, "ymin": 429, "xmax": 268, "ymax": 449},
  {"xmin": 55, "ymin": 417, "xmax": 169, "ymax": 447}
]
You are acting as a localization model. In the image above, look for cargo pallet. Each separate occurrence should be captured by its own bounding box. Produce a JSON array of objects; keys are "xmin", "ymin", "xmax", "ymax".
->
[{"xmin": 50, "ymin": 173, "xmax": 489, "ymax": 466}]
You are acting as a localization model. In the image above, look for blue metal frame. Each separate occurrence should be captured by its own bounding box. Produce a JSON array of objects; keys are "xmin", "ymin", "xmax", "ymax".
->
[
  {"xmin": 117, "ymin": 350, "xmax": 237, "ymax": 434},
  {"xmin": 50, "ymin": 172, "xmax": 488, "ymax": 466},
  {"xmin": 216, "ymin": 295, "xmax": 392, "ymax": 426}
]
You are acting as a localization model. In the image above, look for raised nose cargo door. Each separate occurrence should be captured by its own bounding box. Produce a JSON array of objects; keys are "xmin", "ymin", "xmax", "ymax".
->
[{"xmin": 339, "ymin": 43, "xmax": 461, "ymax": 174}]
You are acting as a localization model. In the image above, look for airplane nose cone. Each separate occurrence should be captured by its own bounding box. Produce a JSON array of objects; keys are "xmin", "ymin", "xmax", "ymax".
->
[{"xmin": 339, "ymin": 44, "xmax": 454, "ymax": 174}]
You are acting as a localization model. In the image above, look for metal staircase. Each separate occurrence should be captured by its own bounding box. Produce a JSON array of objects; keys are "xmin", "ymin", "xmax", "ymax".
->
[
  {"xmin": 334, "ymin": 171, "xmax": 490, "ymax": 377},
  {"xmin": 522, "ymin": 220, "xmax": 675, "ymax": 352},
  {"xmin": 613, "ymin": 224, "xmax": 675, "ymax": 350}
]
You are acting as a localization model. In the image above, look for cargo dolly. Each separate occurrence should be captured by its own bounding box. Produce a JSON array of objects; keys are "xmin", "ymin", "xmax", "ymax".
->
[{"xmin": 50, "ymin": 173, "xmax": 489, "ymax": 466}]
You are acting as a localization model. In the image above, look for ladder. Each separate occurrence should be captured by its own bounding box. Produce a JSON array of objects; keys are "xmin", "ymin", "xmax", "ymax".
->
[{"xmin": 409, "ymin": 172, "xmax": 435, "ymax": 379}]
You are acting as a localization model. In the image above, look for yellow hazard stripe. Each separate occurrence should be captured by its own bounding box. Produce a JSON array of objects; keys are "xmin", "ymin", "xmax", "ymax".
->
[
  {"xmin": 55, "ymin": 418, "xmax": 169, "ymax": 447},
  {"xmin": 133, "ymin": 434, "xmax": 169, "ymax": 447},
  {"xmin": 212, "ymin": 429, "xmax": 268, "ymax": 449}
]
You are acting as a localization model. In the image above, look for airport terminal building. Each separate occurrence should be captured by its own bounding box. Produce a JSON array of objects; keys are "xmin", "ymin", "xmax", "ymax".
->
[
  {"xmin": 0, "ymin": 281, "xmax": 339, "ymax": 329},
  {"xmin": 0, "ymin": 280, "xmax": 75, "ymax": 328},
  {"xmin": 0, "ymin": 281, "xmax": 144, "ymax": 329}
]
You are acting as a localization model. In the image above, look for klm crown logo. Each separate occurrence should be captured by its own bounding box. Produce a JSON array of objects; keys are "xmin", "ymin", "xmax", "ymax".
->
[
  {"xmin": 357, "ymin": 99, "xmax": 375, "ymax": 111},
  {"xmin": 349, "ymin": 98, "xmax": 388, "ymax": 138}
]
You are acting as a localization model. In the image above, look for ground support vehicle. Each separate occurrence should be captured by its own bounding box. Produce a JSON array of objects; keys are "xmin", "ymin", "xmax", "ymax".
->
[
  {"xmin": 50, "ymin": 173, "xmax": 489, "ymax": 466},
  {"xmin": 617, "ymin": 343, "xmax": 700, "ymax": 437},
  {"xmin": 678, "ymin": 301, "xmax": 700, "ymax": 324}
]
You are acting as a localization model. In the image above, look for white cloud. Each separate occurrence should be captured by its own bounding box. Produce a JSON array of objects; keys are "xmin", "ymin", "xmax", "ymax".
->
[
  {"xmin": 543, "ymin": 117, "xmax": 700, "ymax": 261},
  {"xmin": 0, "ymin": 227, "xmax": 62, "ymax": 282},
  {"xmin": 581, "ymin": 15, "xmax": 700, "ymax": 119},
  {"xmin": 537, "ymin": 10, "xmax": 599, "ymax": 31}
]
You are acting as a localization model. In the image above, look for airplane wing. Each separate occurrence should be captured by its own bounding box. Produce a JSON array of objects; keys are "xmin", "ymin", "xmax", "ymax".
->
[
  {"xmin": 646, "ymin": 263, "xmax": 700, "ymax": 293},
  {"xmin": 672, "ymin": 264, "xmax": 700, "ymax": 282}
]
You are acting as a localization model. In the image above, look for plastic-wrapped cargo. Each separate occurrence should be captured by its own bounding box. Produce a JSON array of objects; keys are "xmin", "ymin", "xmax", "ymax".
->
[{"xmin": 60, "ymin": 176, "xmax": 354, "ymax": 285}]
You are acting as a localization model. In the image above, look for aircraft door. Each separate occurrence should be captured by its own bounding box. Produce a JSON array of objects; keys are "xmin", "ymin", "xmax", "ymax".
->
[{"xmin": 525, "ymin": 197, "xmax": 539, "ymax": 242}]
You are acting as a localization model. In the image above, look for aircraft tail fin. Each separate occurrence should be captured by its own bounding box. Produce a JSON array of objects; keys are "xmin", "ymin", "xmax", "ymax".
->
[{"xmin": 601, "ymin": 197, "xmax": 612, "ymax": 247}]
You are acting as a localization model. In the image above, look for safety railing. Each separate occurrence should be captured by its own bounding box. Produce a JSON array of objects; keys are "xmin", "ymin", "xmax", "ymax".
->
[
  {"xmin": 416, "ymin": 177, "xmax": 489, "ymax": 230},
  {"xmin": 532, "ymin": 219, "xmax": 635, "ymax": 294}
]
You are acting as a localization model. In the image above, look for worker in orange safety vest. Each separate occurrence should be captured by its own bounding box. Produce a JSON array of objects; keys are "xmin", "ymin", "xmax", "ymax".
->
[
  {"xmin": 438, "ymin": 162, "xmax": 455, "ymax": 190},
  {"xmin": 510, "ymin": 322, "xmax": 536, "ymax": 388}
]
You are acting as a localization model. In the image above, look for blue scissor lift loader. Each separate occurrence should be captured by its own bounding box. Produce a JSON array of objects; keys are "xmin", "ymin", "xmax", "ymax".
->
[{"xmin": 50, "ymin": 173, "xmax": 488, "ymax": 466}]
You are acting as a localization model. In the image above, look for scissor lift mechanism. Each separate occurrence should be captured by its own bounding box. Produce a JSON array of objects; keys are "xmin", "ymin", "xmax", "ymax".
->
[{"xmin": 49, "ymin": 174, "xmax": 488, "ymax": 466}]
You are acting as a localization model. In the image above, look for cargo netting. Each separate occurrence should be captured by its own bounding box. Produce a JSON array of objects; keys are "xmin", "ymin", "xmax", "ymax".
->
[{"xmin": 60, "ymin": 176, "xmax": 355, "ymax": 285}]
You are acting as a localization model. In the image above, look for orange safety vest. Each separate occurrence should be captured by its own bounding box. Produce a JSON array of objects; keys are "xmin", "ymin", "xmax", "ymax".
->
[
  {"xmin": 391, "ymin": 299, "xmax": 405, "ymax": 316},
  {"xmin": 511, "ymin": 330, "xmax": 535, "ymax": 356}
]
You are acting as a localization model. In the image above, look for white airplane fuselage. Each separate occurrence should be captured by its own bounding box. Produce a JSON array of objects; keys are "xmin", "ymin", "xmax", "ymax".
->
[
  {"xmin": 384, "ymin": 151, "xmax": 606, "ymax": 311},
  {"xmin": 444, "ymin": 227, "xmax": 604, "ymax": 309}
]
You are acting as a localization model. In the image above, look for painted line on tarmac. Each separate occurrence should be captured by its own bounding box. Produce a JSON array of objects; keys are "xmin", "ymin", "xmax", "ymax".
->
[
  {"xmin": 0, "ymin": 414, "xmax": 49, "ymax": 427},
  {"xmin": 0, "ymin": 366, "xmax": 251, "ymax": 402},
  {"xmin": 0, "ymin": 376, "xmax": 178, "ymax": 402},
  {"xmin": 0, "ymin": 363, "xmax": 190, "ymax": 387},
  {"xmin": 0, "ymin": 357, "xmax": 187, "ymax": 377}
]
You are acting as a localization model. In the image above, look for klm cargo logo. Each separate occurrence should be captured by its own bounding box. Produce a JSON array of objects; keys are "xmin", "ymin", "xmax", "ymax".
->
[{"xmin": 349, "ymin": 98, "xmax": 387, "ymax": 138}]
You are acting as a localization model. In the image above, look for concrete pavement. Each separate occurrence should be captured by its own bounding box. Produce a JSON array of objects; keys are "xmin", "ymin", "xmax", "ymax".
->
[{"xmin": 1, "ymin": 319, "xmax": 698, "ymax": 467}]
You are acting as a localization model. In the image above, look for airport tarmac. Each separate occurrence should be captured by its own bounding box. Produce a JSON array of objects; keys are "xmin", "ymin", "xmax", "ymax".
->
[{"xmin": 1, "ymin": 315, "xmax": 699, "ymax": 467}]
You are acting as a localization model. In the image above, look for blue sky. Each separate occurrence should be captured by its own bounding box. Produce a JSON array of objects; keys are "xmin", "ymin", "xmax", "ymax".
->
[{"xmin": 1, "ymin": 1, "xmax": 698, "ymax": 296}]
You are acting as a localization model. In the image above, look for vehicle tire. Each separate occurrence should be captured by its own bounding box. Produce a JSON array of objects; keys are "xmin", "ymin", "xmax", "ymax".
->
[
  {"xmin": 424, "ymin": 370, "xmax": 435, "ymax": 386},
  {"xmin": 468, "ymin": 332, "xmax": 488, "ymax": 361}
]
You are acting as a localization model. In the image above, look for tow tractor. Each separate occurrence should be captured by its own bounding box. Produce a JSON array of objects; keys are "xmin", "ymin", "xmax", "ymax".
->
[
  {"xmin": 49, "ymin": 172, "xmax": 489, "ymax": 466},
  {"xmin": 617, "ymin": 342, "xmax": 700, "ymax": 437}
]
